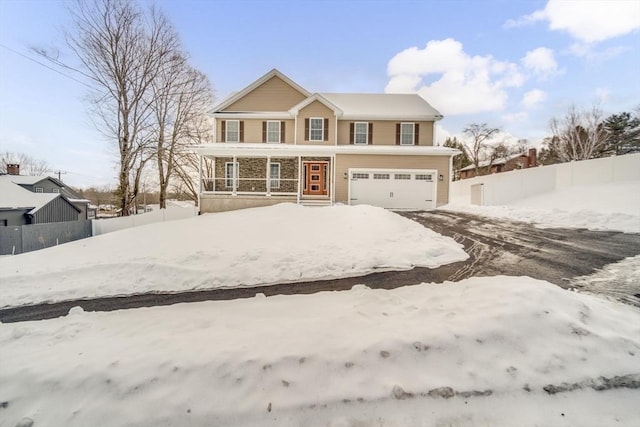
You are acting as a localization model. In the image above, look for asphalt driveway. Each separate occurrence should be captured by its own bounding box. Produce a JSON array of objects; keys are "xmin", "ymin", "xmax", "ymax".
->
[{"xmin": 2, "ymin": 210, "xmax": 639, "ymax": 323}]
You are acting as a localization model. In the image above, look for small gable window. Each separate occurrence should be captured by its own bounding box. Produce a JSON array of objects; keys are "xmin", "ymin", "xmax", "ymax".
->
[
  {"xmin": 35, "ymin": 187, "xmax": 43, "ymax": 193},
  {"xmin": 52, "ymin": 188, "xmax": 60, "ymax": 193}
]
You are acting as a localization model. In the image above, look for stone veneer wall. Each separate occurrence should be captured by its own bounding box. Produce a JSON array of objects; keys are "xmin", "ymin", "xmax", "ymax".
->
[{"xmin": 213, "ymin": 157, "xmax": 298, "ymax": 193}]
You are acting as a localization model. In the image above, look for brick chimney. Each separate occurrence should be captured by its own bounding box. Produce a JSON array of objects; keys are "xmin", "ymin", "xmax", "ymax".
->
[
  {"xmin": 527, "ymin": 149, "xmax": 537, "ymax": 168},
  {"xmin": 7, "ymin": 164, "xmax": 20, "ymax": 175}
]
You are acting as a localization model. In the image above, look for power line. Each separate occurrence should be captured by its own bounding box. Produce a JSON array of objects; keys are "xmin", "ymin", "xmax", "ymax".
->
[{"xmin": 0, "ymin": 43, "xmax": 93, "ymax": 89}]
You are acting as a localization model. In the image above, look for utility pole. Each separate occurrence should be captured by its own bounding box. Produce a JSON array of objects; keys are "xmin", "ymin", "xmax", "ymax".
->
[{"xmin": 53, "ymin": 170, "xmax": 67, "ymax": 181}]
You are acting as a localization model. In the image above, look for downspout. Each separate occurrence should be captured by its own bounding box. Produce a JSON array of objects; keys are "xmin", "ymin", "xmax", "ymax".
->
[{"xmin": 197, "ymin": 153, "xmax": 202, "ymax": 213}]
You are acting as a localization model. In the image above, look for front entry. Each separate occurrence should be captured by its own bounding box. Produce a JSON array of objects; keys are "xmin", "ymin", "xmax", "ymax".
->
[{"xmin": 303, "ymin": 162, "xmax": 328, "ymax": 196}]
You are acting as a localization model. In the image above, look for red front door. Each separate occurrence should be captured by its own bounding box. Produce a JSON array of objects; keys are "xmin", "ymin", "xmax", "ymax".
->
[{"xmin": 303, "ymin": 162, "xmax": 328, "ymax": 196}]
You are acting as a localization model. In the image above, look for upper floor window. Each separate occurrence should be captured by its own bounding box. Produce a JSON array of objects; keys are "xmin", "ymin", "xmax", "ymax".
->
[
  {"xmin": 52, "ymin": 188, "xmax": 60, "ymax": 193},
  {"xmin": 225, "ymin": 120, "xmax": 240, "ymax": 142},
  {"xmin": 35, "ymin": 187, "xmax": 43, "ymax": 193},
  {"xmin": 309, "ymin": 117, "xmax": 324, "ymax": 141},
  {"xmin": 266, "ymin": 121, "xmax": 281, "ymax": 144},
  {"xmin": 396, "ymin": 122, "xmax": 420, "ymax": 145},
  {"xmin": 354, "ymin": 122, "xmax": 368, "ymax": 145}
]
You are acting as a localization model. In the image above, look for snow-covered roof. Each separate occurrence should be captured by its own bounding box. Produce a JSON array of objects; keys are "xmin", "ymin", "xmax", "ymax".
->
[
  {"xmin": 0, "ymin": 176, "xmax": 58, "ymax": 213},
  {"xmin": 193, "ymin": 143, "xmax": 459, "ymax": 157},
  {"xmin": 3, "ymin": 175, "xmax": 52, "ymax": 185},
  {"xmin": 320, "ymin": 93, "xmax": 443, "ymax": 121},
  {"xmin": 459, "ymin": 153, "xmax": 528, "ymax": 171}
]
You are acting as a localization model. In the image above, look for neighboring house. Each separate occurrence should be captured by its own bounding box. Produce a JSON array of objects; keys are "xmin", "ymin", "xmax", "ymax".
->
[
  {"xmin": 459, "ymin": 149, "xmax": 537, "ymax": 180},
  {"xmin": 193, "ymin": 69, "xmax": 460, "ymax": 213},
  {"xmin": 0, "ymin": 165, "xmax": 91, "ymax": 226}
]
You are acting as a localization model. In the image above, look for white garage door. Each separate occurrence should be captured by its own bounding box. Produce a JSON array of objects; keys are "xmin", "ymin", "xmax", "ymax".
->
[{"xmin": 348, "ymin": 168, "xmax": 437, "ymax": 210}]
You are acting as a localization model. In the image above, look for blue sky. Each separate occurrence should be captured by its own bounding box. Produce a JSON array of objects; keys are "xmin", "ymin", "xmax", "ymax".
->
[{"xmin": 1, "ymin": 0, "xmax": 639, "ymax": 188}]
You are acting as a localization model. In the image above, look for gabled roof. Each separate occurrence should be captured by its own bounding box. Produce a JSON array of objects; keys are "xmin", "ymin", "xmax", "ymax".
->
[
  {"xmin": 289, "ymin": 93, "xmax": 344, "ymax": 116},
  {"xmin": 0, "ymin": 176, "xmax": 58, "ymax": 213},
  {"xmin": 459, "ymin": 153, "xmax": 528, "ymax": 171},
  {"xmin": 214, "ymin": 69, "xmax": 311, "ymax": 112},
  {"xmin": 5, "ymin": 174, "xmax": 87, "ymax": 201},
  {"xmin": 320, "ymin": 93, "xmax": 443, "ymax": 121}
]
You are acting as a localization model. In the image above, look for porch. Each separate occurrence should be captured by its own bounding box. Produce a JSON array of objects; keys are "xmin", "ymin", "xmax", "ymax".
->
[{"xmin": 195, "ymin": 144, "xmax": 336, "ymax": 212}]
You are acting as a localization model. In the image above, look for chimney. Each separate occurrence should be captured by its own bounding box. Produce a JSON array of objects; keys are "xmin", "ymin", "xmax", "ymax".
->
[
  {"xmin": 7, "ymin": 164, "xmax": 20, "ymax": 175},
  {"xmin": 527, "ymin": 148, "xmax": 537, "ymax": 168}
]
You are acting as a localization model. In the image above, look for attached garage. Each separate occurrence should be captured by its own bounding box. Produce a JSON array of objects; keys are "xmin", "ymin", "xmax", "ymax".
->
[{"xmin": 348, "ymin": 168, "xmax": 437, "ymax": 210}]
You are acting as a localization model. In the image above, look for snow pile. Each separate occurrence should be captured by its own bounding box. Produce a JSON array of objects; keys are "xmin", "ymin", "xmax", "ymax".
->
[
  {"xmin": 1, "ymin": 277, "xmax": 638, "ymax": 426},
  {"xmin": 0, "ymin": 204, "xmax": 467, "ymax": 307},
  {"xmin": 443, "ymin": 181, "xmax": 640, "ymax": 233}
]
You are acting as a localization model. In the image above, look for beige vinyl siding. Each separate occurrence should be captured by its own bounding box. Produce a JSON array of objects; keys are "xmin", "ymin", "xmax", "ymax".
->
[
  {"xmin": 223, "ymin": 76, "xmax": 307, "ymax": 112},
  {"xmin": 296, "ymin": 101, "xmax": 335, "ymax": 145},
  {"xmin": 337, "ymin": 120, "xmax": 435, "ymax": 146},
  {"xmin": 334, "ymin": 154, "xmax": 451, "ymax": 206},
  {"xmin": 217, "ymin": 119, "xmax": 295, "ymax": 143}
]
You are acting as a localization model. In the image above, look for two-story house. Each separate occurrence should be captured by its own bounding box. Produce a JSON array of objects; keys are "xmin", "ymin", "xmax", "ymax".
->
[{"xmin": 193, "ymin": 69, "xmax": 460, "ymax": 213}]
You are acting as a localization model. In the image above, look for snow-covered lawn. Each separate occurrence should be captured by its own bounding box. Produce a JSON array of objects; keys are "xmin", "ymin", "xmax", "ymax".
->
[
  {"xmin": 443, "ymin": 181, "xmax": 640, "ymax": 233},
  {"xmin": 0, "ymin": 204, "xmax": 468, "ymax": 308},
  {"xmin": 1, "ymin": 276, "xmax": 639, "ymax": 427}
]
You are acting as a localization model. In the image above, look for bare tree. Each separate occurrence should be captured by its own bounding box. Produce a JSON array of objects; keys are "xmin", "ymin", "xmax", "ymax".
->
[
  {"xmin": 0, "ymin": 152, "xmax": 51, "ymax": 175},
  {"xmin": 462, "ymin": 123, "xmax": 500, "ymax": 176},
  {"xmin": 63, "ymin": 0, "xmax": 180, "ymax": 215},
  {"xmin": 549, "ymin": 104, "xmax": 608, "ymax": 162},
  {"xmin": 171, "ymin": 113, "xmax": 215, "ymax": 205},
  {"xmin": 151, "ymin": 55, "xmax": 215, "ymax": 208}
]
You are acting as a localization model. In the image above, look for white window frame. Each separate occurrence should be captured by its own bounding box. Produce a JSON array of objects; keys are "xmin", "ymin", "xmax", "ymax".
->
[
  {"xmin": 400, "ymin": 122, "xmax": 415, "ymax": 146},
  {"xmin": 269, "ymin": 162, "xmax": 280, "ymax": 189},
  {"xmin": 266, "ymin": 121, "xmax": 281, "ymax": 144},
  {"xmin": 225, "ymin": 162, "xmax": 239, "ymax": 188},
  {"xmin": 35, "ymin": 187, "xmax": 43, "ymax": 193},
  {"xmin": 225, "ymin": 120, "xmax": 240, "ymax": 143},
  {"xmin": 309, "ymin": 117, "xmax": 324, "ymax": 141},
  {"xmin": 52, "ymin": 188, "xmax": 60, "ymax": 193},
  {"xmin": 354, "ymin": 122, "xmax": 368, "ymax": 145}
]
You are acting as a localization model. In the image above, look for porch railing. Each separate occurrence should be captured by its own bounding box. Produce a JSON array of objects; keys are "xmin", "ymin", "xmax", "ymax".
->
[{"xmin": 202, "ymin": 177, "xmax": 298, "ymax": 196}]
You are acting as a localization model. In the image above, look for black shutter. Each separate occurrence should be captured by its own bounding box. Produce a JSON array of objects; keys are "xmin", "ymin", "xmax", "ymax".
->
[
  {"xmin": 262, "ymin": 121, "xmax": 266, "ymax": 143},
  {"xmin": 304, "ymin": 118, "xmax": 309, "ymax": 141},
  {"xmin": 239, "ymin": 121, "xmax": 244, "ymax": 142},
  {"xmin": 280, "ymin": 121, "xmax": 285, "ymax": 143},
  {"xmin": 323, "ymin": 118, "xmax": 329, "ymax": 141},
  {"xmin": 396, "ymin": 123, "xmax": 400, "ymax": 145},
  {"xmin": 349, "ymin": 123, "xmax": 354, "ymax": 144},
  {"xmin": 414, "ymin": 123, "xmax": 419, "ymax": 145},
  {"xmin": 221, "ymin": 120, "xmax": 226, "ymax": 142},
  {"xmin": 368, "ymin": 123, "xmax": 373, "ymax": 145}
]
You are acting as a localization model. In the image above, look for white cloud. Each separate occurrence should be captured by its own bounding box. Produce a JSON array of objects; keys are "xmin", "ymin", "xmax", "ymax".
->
[
  {"xmin": 386, "ymin": 38, "xmax": 525, "ymax": 115},
  {"xmin": 507, "ymin": 0, "xmax": 640, "ymax": 43},
  {"xmin": 521, "ymin": 89, "xmax": 547, "ymax": 109},
  {"xmin": 521, "ymin": 47, "xmax": 558, "ymax": 78},
  {"xmin": 569, "ymin": 43, "xmax": 631, "ymax": 62},
  {"xmin": 502, "ymin": 112, "xmax": 529, "ymax": 124}
]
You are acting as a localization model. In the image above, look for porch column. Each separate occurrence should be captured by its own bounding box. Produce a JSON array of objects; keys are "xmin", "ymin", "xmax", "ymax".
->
[
  {"xmin": 212, "ymin": 157, "xmax": 216, "ymax": 194},
  {"xmin": 297, "ymin": 155, "xmax": 302, "ymax": 204},
  {"xmin": 232, "ymin": 155, "xmax": 237, "ymax": 195},
  {"xmin": 197, "ymin": 154, "xmax": 202, "ymax": 211},
  {"xmin": 266, "ymin": 156, "xmax": 271, "ymax": 196}
]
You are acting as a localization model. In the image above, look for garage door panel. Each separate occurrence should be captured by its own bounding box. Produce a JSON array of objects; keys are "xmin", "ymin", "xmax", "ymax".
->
[{"xmin": 349, "ymin": 168, "xmax": 436, "ymax": 210}]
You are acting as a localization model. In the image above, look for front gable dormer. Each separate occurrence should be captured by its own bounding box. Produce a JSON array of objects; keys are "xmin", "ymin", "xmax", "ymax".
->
[{"xmin": 216, "ymin": 69, "xmax": 310, "ymax": 113}]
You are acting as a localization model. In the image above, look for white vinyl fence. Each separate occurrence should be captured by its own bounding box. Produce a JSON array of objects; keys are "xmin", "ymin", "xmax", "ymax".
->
[
  {"xmin": 450, "ymin": 153, "xmax": 640, "ymax": 206},
  {"xmin": 92, "ymin": 205, "xmax": 197, "ymax": 236}
]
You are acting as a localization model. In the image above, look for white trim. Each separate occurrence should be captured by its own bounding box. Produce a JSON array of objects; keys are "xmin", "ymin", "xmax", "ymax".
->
[
  {"xmin": 198, "ymin": 154, "xmax": 202, "ymax": 211},
  {"xmin": 289, "ymin": 93, "xmax": 343, "ymax": 116},
  {"xmin": 309, "ymin": 117, "xmax": 324, "ymax": 142},
  {"xmin": 35, "ymin": 187, "xmax": 43, "ymax": 193},
  {"xmin": 330, "ymin": 154, "xmax": 336, "ymax": 203},
  {"xmin": 266, "ymin": 120, "xmax": 281, "ymax": 144},
  {"xmin": 269, "ymin": 161, "xmax": 281, "ymax": 190},
  {"xmin": 297, "ymin": 156, "xmax": 302, "ymax": 203},
  {"xmin": 193, "ymin": 143, "xmax": 461, "ymax": 158},
  {"xmin": 214, "ymin": 112, "xmax": 291, "ymax": 120},
  {"xmin": 400, "ymin": 122, "xmax": 415, "ymax": 146},
  {"xmin": 225, "ymin": 160, "xmax": 239, "ymax": 192},
  {"xmin": 302, "ymin": 160, "xmax": 330, "ymax": 198},
  {"xmin": 225, "ymin": 120, "xmax": 240, "ymax": 143},
  {"xmin": 353, "ymin": 121, "xmax": 369, "ymax": 145}
]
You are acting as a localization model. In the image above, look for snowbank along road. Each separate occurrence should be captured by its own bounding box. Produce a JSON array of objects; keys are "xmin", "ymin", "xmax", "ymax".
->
[{"xmin": 1, "ymin": 210, "xmax": 639, "ymax": 323}]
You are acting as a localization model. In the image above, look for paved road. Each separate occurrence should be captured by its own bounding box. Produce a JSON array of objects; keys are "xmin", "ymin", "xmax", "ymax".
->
[{"xmin": 2, "ymin": 211, "xmax": 638, "ymax": 323}]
